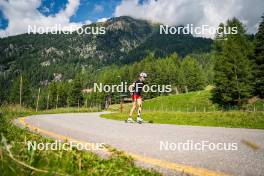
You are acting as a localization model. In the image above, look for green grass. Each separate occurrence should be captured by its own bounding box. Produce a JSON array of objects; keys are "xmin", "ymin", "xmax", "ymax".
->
[
  {"xmin": 108, "ymin": 89, "xmax": 264, "ymax": 113},
  {"xmin": 144, "ymin": 90, "xmax": 217, "ymax": 112},
  {"xmin": 105, "ymin": 89, "xmax": 264, "ymax": 129},
  {"xmin": 0, "ymin": 105, "xmax": 160, "ymax": 176},
  {"xmin": 101, "ymin": 111, "xmax": 264, "ymax": 129},
  {"xmin": 108, "ymin": 90, "xmax": 218, "ymax": 113},
  {"xmin": 36, "ymin": 106, "xmax": 100, "ymax": 114}
]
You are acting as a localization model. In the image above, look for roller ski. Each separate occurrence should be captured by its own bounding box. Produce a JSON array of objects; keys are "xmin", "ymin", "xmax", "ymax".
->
[{"xmin": 125, "ymin": 117, "xmax": 135, "ymax": 123}]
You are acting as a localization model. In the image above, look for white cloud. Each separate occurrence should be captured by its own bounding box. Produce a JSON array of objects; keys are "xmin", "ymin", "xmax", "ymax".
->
[
  {"xmin": 114, "ymin": 0, "xmax": 264, "ymax": 38},
  {"xmin": 97, "ymin": 17, "xmax": 109, "ymax": 23},
  {"xmin": 84, "ymin": 19, "xmax": 92, "ymax": 25},
  {"xmin": 0, "ymin": 0, "xmax": 91, "ymax": 37}
]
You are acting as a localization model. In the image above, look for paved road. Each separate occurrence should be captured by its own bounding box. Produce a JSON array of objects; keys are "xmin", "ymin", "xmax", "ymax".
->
[{"xmin": 19, "ymin": 112, "xmax": 264, "ymax": 176}]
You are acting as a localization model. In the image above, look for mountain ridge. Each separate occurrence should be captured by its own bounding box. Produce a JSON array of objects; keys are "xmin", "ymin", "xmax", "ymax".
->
[{"xmin": 0, "ymin": 16, "xmax": 212, "ymax": 86}]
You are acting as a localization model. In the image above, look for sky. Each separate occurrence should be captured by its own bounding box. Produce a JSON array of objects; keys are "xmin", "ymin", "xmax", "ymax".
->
[{"xmin": 0, "ymin": 0, "xmax": 264, "ymax": 38}]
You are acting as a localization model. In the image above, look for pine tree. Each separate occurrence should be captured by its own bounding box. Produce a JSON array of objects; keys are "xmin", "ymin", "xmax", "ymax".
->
[
  {"xmin": 0, "ymin": 76, "xmax": 9, "ymax": 104},
  {"xmin": 68, "ymin": 76, "xmax": 83, "ymax": 107},
  {"xmin": 253, "ymin": 15, "xmax": 264, "ymax": 98},
  {"xmin": 213, "ymin": 18, "xmax": 254, "ymax": 106},
  {"xmin": 48, "ymin": 81, "xmax": 58, "ymax": 108},
  {"xmin": 10, "ymin": 75, "xmax": 31, "ymax": 106},
  {"xmin": 57, "ymin": 82, "xmax": 69, "ymax": 107},
  {"xmin": 179, "ymin": 56, "xmax": 206, "ymax": 91}
]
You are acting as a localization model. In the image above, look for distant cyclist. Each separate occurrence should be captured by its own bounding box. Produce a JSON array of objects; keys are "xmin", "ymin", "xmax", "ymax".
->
[{"xmin": 127, "ymin": 72, "xmax": 147, "ymax": 123}]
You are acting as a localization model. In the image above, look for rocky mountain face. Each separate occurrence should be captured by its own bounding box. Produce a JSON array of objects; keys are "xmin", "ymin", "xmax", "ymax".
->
[{"xmin": 0, "ymin": 16, "xmax": 212, "ymax": 85}]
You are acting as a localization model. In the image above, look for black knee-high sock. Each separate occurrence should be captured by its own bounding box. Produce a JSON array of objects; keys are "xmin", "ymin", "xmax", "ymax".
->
[{"xmin": 137, "ymin": 109, "xmax": 141, "ymax": 118}]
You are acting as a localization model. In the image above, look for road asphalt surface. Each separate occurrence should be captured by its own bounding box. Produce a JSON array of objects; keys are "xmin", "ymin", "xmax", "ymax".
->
[{"xmin": 17, "ymin": 112, "xmax": 264, "ymax": 176}]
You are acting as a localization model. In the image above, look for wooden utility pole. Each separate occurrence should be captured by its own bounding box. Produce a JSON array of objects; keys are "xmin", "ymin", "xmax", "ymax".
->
[
  {"xmin": 184, "ymin": 86, "xmax": 188, "ymax": 93},
  {"xmin": 19, "ymin": 75, "xmax": 23, "ymax": 106},
  {"xmin": 36, "ymin": 88, "xmax": 41, "ymax": 112},
  {"xmin": 120, "ymin": 98, "xmax": 123, "ymax": 113},
  {"xmin": 67, "ymin": 97, "xmax": 69, "ymax": 108},
  {"xmin": 46, "ymin": 91, "xmax": 50, "ymax": 110},
  {"xmin": 56, "ymin": 94, "xmax": 59, "ymax": 109},
  {"xmin": 175, "ymin": 86, "xmax": 179, "ymax": 95}
]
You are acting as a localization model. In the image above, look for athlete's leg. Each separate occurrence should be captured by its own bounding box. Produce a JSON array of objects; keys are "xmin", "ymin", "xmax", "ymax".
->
[
  {"xmin": 129, "ymin": 101, "xmax": 137, "ymax": 117},
  {"xmin": 137, "ymin": 98, "xmax": 143, "ymax": 122}
]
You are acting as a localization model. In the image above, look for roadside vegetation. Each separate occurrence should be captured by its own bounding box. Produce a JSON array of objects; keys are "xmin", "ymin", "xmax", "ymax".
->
[
  {"xmin": 102, "ymin": 111, "xmax": 264, "ymax": 129},
  {"xmin": 0, "ymin": 106, "xmax": 160, "ymax": 176},
  {"xmin": 103, "ymin": 89, "xmax": 264, "ymax": 129}
]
